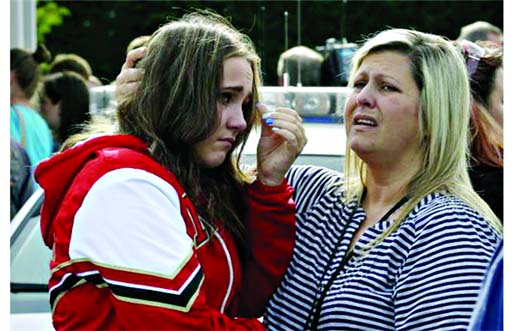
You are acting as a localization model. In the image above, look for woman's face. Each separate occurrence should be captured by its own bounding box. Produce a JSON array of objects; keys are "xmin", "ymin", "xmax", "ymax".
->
[
  {"xmin": 487, "ymin": 67, "xmax": 503, "ymax": 128},
  {"xmin": 40, "ymin": 95, "xmax": 61, "ymax": 131},
  {"xmin": 345, "ymin": 51, "xmax": 421, "ymax": 165},
  {"xmin": 194, "ymin": 56, "xmax": 253, "ymax": 168}
]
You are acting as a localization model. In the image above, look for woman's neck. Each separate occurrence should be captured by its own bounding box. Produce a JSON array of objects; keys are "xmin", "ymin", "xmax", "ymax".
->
[
  {"xmin": 363, "ymin": 153, "xmax": 421, "ymax": 210},
  {"xmin": 11, "ymin": 95, "xmax": 32, "ymax": 107}
]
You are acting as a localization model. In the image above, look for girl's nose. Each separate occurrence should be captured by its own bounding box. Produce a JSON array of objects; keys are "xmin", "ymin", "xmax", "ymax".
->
[{"xmin": 227, "ymin": 105, "xmax": 247, "ymax": 132}]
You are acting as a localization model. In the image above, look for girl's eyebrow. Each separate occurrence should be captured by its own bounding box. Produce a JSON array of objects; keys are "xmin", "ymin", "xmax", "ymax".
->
[
  {"xmin": 220, "ymin": 86, "xmax": 244, "ymax": 92},
  {"xmin": 220, "ymin": 86, "xmax": 253, "ymax": 102}
]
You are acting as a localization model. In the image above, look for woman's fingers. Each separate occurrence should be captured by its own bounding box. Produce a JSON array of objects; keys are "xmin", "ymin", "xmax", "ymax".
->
[
  {"xmin": 115, "ymin": 47, "xmax": 147, "ymax": 102},
  {"xmin": 116, "ymin": 68, "xmax": 144, "ymax": 85},
  {"xmin": 121, "ymin": 47, "xmax": 147, "ymax": 71},
  {"xmin": 115, "ymin": 82, "xmax": 141, "ymax": 102}
]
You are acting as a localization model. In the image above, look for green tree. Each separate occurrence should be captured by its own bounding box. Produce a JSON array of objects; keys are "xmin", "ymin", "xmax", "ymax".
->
[{"xmin": 37, "ymin": 1, "xmax": 71, "ymax": 43}]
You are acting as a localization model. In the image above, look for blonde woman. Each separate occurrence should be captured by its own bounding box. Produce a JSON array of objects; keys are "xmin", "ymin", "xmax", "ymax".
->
[{"xmin": 265, "ymin": 29, "xmax": 502, "ymax": 330}]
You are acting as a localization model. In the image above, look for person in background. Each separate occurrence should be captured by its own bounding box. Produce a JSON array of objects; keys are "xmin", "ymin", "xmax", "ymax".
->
[
  {"xmin": 263, "ymin": 29, "xmax": 502, "ymax": 330},
  {"xmin": 456, "ymin": 40, "xmax": 503, "ymax": 222},
  {"xmin": 457, "ymin": 20, "xmax": 503, "ymax": 45},
  {"xmin": 36, "ymin": 11, "xmax": 306, "ymax": 330},
  {"xmin": 277, "ymin": 45, "xmax": 324, "ymax": 87},
  {"xmin": 468, "ymin": 239, "xmax": 503, "ymax": 330},
  {"xmin": 40, "ymin": 71, "xmax": 91, "ymax": 150},
  {"xmin": 49, "ymin": 53, "xmax": 102, "ymax": 88},
  {"xmin": 10, "ymin": 46, "xmax": 54, "ymax": 168},
  {"xmin": 10, "ymin": 139, "xmax": 34, "ymax": 219}
]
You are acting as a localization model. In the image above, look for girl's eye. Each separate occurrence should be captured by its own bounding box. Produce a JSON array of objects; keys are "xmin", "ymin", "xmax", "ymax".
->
[{"xmin": 219, "ymin": 92, "xmax": 233, "ymax": 105}]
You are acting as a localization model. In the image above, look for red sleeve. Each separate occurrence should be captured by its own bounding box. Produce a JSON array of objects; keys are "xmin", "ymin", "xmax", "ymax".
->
[
  {"xmin": 53, "ymin": 256, "xmax": 266, "ymax": 330},
  {"xmin": 235, "ymin": 179, "xmax": 296, "ymax": 317}
]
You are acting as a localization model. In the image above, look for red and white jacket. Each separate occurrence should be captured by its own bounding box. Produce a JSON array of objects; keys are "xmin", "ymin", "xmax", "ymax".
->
[{"xmin": 35, "ymin": 134, "xmax": 296, "ymax": 330}]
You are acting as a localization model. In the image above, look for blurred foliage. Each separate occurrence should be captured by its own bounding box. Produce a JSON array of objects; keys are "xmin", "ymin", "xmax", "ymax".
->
[
  {"xmin": 36, "ymin": 0, "xmax": 71, "ymax": 43},
  {"xmin": 38, "ymin": 0, "xmax": 502, "ymax": 85}
]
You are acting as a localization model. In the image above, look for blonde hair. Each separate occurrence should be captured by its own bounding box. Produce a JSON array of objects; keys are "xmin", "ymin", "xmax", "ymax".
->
[{"xmin": 343, "ymin": 29, "xmax": 502, "ymax": 248}]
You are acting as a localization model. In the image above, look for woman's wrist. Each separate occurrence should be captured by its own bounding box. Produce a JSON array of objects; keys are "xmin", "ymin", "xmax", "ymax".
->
[{"xmin": 256, "ymin": 175, "xmax": 285, "ymax": 187}]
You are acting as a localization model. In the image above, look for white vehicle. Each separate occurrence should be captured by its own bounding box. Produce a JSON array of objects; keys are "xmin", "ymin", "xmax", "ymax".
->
[
  {"xmin": 11, "ymin": 189, "xmax": 53, "ymax": 331},
  {"xmin": 10, "ymin": 86, "xmax": 348, "ymax": 330}
]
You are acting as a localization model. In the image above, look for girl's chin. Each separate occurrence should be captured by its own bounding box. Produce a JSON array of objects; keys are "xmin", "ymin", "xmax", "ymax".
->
[{"xmin": 197, "ymin": 152, "xmax": 227, "ymax": 168}]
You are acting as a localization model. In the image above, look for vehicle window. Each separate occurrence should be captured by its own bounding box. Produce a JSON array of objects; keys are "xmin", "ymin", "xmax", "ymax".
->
[
  {"xmin": 11, "ymin": 214, "xmax": 52, "ymax": 286},
  {"xmin": 11, "ymin": 191, "xmax": 52, "ymax": 314}
]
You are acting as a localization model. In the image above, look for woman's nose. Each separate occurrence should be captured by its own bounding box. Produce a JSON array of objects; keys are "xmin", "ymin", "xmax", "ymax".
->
[{"xmin": 356, "ymin": 85, "xmax": 376, "ymax": 108}]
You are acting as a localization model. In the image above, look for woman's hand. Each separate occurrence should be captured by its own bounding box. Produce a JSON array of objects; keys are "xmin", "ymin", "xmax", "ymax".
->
[
  {"xmin": 256, "ymin": 104, "xmax": 307, "ymax": 186},
  {"xmin": 114, "ymin": 47, "xmax": 147, "ymax": 103}
]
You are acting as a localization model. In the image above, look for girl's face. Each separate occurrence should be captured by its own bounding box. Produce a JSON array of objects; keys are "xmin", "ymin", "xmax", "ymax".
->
[
  {"xmin": 194, "ymin": 57, "xmax": 253, "ymax": 168},
  {"xmin": 345, "ymin": 51, "xmax": 422, "ymax": 166},
  {"xmin": 487, "ymin": 67, "xmax": 503, "ymax": 128}
]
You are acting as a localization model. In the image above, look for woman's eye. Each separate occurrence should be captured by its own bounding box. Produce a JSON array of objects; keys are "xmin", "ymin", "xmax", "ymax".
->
[
  {"xmin": 382, "ymin": 84, "xmax": 398, "ymax": 92},
  {"xmin": 353, "ymin": 81, "xmax": 366, "ymax": 89}
]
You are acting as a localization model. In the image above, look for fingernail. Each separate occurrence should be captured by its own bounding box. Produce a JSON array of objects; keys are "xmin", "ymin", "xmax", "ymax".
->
[{"xmin": 271, "ymin": 127, "xmax": 280, "ymax": 132}]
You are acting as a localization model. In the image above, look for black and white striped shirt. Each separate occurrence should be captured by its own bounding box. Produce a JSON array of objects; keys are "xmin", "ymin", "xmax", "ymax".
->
[{"xmin": 265, "ymin": 165, "xmax": 501, "ymax": 330}]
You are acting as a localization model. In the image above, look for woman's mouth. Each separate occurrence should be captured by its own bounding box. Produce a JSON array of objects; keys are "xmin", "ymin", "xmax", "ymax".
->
[{"xmin": 353, "ymin": 114, "xmax": 378, "ymax": 127}]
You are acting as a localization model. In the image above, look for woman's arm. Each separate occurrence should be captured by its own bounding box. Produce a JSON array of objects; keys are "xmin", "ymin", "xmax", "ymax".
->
[{"xmin": 394, "ymin": 197, "xmax": 501, "ymax": 330}]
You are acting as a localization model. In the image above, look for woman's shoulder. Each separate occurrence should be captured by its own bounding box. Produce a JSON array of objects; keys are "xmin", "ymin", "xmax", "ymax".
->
[
  {"xmin": 407, "ymin": 193, "xmax": 500, "ymax": 240},
  {"xmin": 415, "ymin": 193, "xmax": 479, "ymax": 214},
  {"xmin": 286, "ymin": 165, "xmax": 344, "ymax": 213},
  {"xmin": 286, "ymin": 165, "xmax": 343, "ymax": 191},
  {"xmin": 12, "ymin": 104, "xmax": 48, "ymax": 124}
]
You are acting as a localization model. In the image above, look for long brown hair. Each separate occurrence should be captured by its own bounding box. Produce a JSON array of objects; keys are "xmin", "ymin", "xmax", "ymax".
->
[{"xmin": 117, "ymin": 11, "xmax": 262, "ymax": 247}]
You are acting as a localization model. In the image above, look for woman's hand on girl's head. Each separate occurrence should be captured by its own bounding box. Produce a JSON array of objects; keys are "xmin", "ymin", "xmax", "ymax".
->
[
  {"xmin": 256, "ymin": 103, "xmax": 307, "ymax": 186},
  {"xmin": 115, "ymin": 47, "xmax": 147, "ymax": 103}
]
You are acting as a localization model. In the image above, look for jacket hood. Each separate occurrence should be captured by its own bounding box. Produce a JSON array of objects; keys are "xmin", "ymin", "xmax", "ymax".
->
[{"xmin": 35, "ymin": 134, "xmax": 149, "ymax": 248}]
